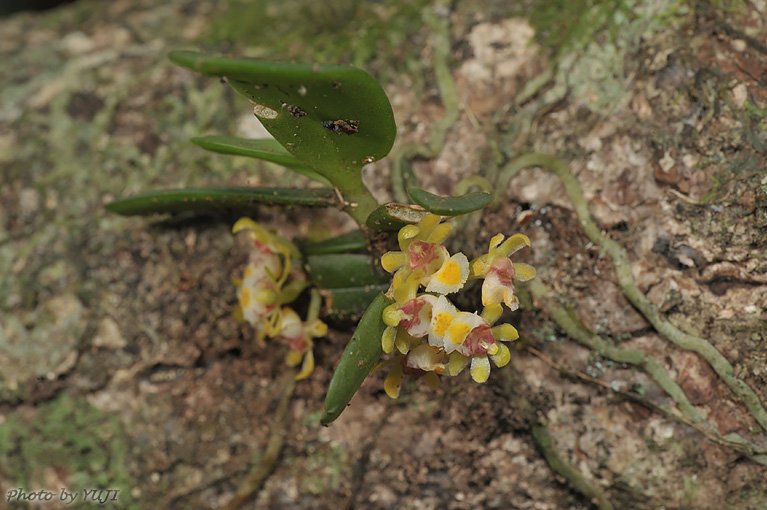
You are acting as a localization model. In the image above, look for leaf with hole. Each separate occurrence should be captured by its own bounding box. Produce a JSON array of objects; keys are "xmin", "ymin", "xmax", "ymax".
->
[{"xmin": 170, "ymin": 51, "xmax": 396, "ymax": 193}]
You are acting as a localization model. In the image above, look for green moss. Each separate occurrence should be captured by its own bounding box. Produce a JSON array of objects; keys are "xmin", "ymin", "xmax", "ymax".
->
[{"xmin": 0, "ymin": 394, "xmax": 137, "ymax": 509}]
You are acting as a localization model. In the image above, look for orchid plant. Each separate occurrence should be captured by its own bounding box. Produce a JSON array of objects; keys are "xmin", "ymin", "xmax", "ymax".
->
[{"xmin": 107, "ymin": 51, "xmax": 536, "ymax": 425}]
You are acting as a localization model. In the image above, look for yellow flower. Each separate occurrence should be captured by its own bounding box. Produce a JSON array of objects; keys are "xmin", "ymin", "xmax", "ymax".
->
[
  {"xmin": 471, "ymin": 233, "xmax": 536, "ymax": 311},
  {"xmin": 381, "ymin": 213, "xmax": 456, "ymax": 302},
  {"xmin": 279, "ymin": 306, "xmax": 327, "ymax": 380}
]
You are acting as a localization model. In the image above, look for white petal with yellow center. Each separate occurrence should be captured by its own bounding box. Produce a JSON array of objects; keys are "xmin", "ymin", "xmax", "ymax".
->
[
  {"xmin": 425, "ymin": 253, "xmax": 469, "ymax": 295},
  {"xmin": 428, "ymin": 296, "xmax": 459, "ymax": 348},
  {"xmin": 443, "ymin": 312, "xmax": 484, "ymax": 354}
]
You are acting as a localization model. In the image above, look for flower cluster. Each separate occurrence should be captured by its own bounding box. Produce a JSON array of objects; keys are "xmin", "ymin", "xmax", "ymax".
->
[
  {"xmin": 233, "ymin": 217, "xmax": 326, "ymax": 380},
  {"xmin": 377, "ymin": 213, "xmax": 535, "ymax": 398}
]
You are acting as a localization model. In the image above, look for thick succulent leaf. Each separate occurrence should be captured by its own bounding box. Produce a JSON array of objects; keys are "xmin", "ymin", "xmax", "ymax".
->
[
  {"xmin": 365, "ymin": 202, "xmax": 429, "ymax": 231},
  {"xmin": 321, "ymin": 293, "xmax": 392, "ymax": 425},
  {"xmin": 407, "ymin": 188, "xmax": 493, "ymax": 216},
  {"xmin": 106, "ymin": 187, "xmax": 336, "ymax": 216},
  {"xmin": 191, "ymin": 136, "xmax": 331, "ymax": 185},
  {"xmin": 301, "ymin": 230, "xmax": 367, "ymax": 256},
  {"xmin": 169, "ymin": 51, "xmax": 396, "ymax": 187},
  {"xmin": 305, "ymin": 254, "xmax": 389, "ymax": 289},
  {"xmin": 323, "ymin": 284, "xmax": 390, "ymax": 322}
]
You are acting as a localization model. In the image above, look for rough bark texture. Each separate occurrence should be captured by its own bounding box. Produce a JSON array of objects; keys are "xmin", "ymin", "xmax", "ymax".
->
[{"xmin": 1, "ymin": 1, "xmax": 766, "ymax": 509}]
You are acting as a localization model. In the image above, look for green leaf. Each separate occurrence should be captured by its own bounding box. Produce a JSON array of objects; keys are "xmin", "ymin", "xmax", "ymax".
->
[
  {"xmin": 324, "ymin": 284, "xmax": 390, "ymax": 322},
  {"xmin": 106, "ymin": 187, "xmax": 336, "ymax": 216},
  {"xmin": 321, "ymin": 293, "xmax": 392, "ymax": 425},
  {"xmin": 305, "ymin": 254, "xmax": 389, "ymax": 289},
  {"xmin": 365, "ymin": 202, "xmax": 429, "ymax": 231},
  {"xmin": 300, "ymin": 230, "xmax": 367, "ymax": 256},
  {"xmin": 407, "ymin": 188, "xmax": 493, "ymax": 216},
  {"xmin": 191, "ymin": 136, "xmax": 332, "ymax": 185},
  {"xmin": 169, "ymin": 51, "xmax": 396, "ymax": 189}
]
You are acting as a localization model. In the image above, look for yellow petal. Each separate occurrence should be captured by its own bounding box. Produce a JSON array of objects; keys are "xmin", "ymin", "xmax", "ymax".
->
[
  {"xmin": 488, "ymin": 233, "xmax": 505, "ymax": 250},
  {"xmin": 499, "ymin": 233, "xmax": 530, "ymax": 256},
  {"xmin": 426, "ymin": 222, "xmax": 453, "ymax": 244},
  {"xmin": 382, "ymin": 304, "xmax": 403, "ymax": 327},
  {"xmin": 384, "ymin": 363, "xmax": 403, "ymax": 399},
  {"xmin": 470, "ymin": 356, "xmax": 491, "ymax": 383},
  {"xmin": 381, "ymin": 251, "xmax": 407, "ymax": 273},
  {"xmin": 514, "ymin": 262, "xmax": 537, "ymax": 281},
  {"xmin": 417, "ymin": 213, "xmax": 441, "ymax": 237},
  {"xmin": 395, "ymin": 327, "xmax": 411, "ymax": 355},
  {"xmin": 232, "ymin": 217, "xmax": 260, "ymax": 234},
  {"xmin": 481, "ymin": 303, "xmax": 503, "ymax": 325},
  {"xmin": 397, "ymin": 225, "xmax": 420, "ymax": 251},
  {"xmin": 492, "ymin": 323, "xmax": 519, "ymax": 341},
  {"xmin": 382, "ymin": 326, "xmax": 396, "ymax": 354},
  {"xmin": 295, "ymin": 350, "xmax": 315, "ymax": 380},
  {"xmin": 448, "ymin": 352, "xmax": 469, "ymax": 376},
  {"xmin": 470, "ymin": 255, "xmax": 489, "ymax": 278},
  {"xmin": 286, "ymin": 349, "xmax": 303, "ymax": 367},
  {"xmin": 490, "ymin": 343, "xmax": 511, "ymax": 367}
]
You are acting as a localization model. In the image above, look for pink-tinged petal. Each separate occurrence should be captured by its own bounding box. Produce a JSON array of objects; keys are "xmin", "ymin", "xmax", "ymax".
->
[
  {"xmin": 481, "ymin": 265, "xmax": 517, "ymax": 309},
  {"xmin": 459, "ymin": 322, "xmax": 496, "ymax": 357},
  {"xmin": 425, "ymin": 253, "xmax": 469, "ymax": 295},
  {"xmin": 514, "ymin": 262, "xmax": 537, "ymax": 281},
  {"xmin": 279, "ymin": 307, "xmax": 307, "ymax": 353},
  {"xmin": 398, "ymin": 295, "xmax": 437, "ymax": 338},
  {"xmin": 408, "ymin": 241, "xmax": 448, "ymax": 275},
  {"xmin": 470, "ymin": 355, "xmax": 491, "ymax": 383},
  {"xmin": 405, "ymin": 344, "xmax": 446, "ymax": 374},
  {"xmin": 489, "ymin": 256, "xmax": 516, "ymax": 284}
]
